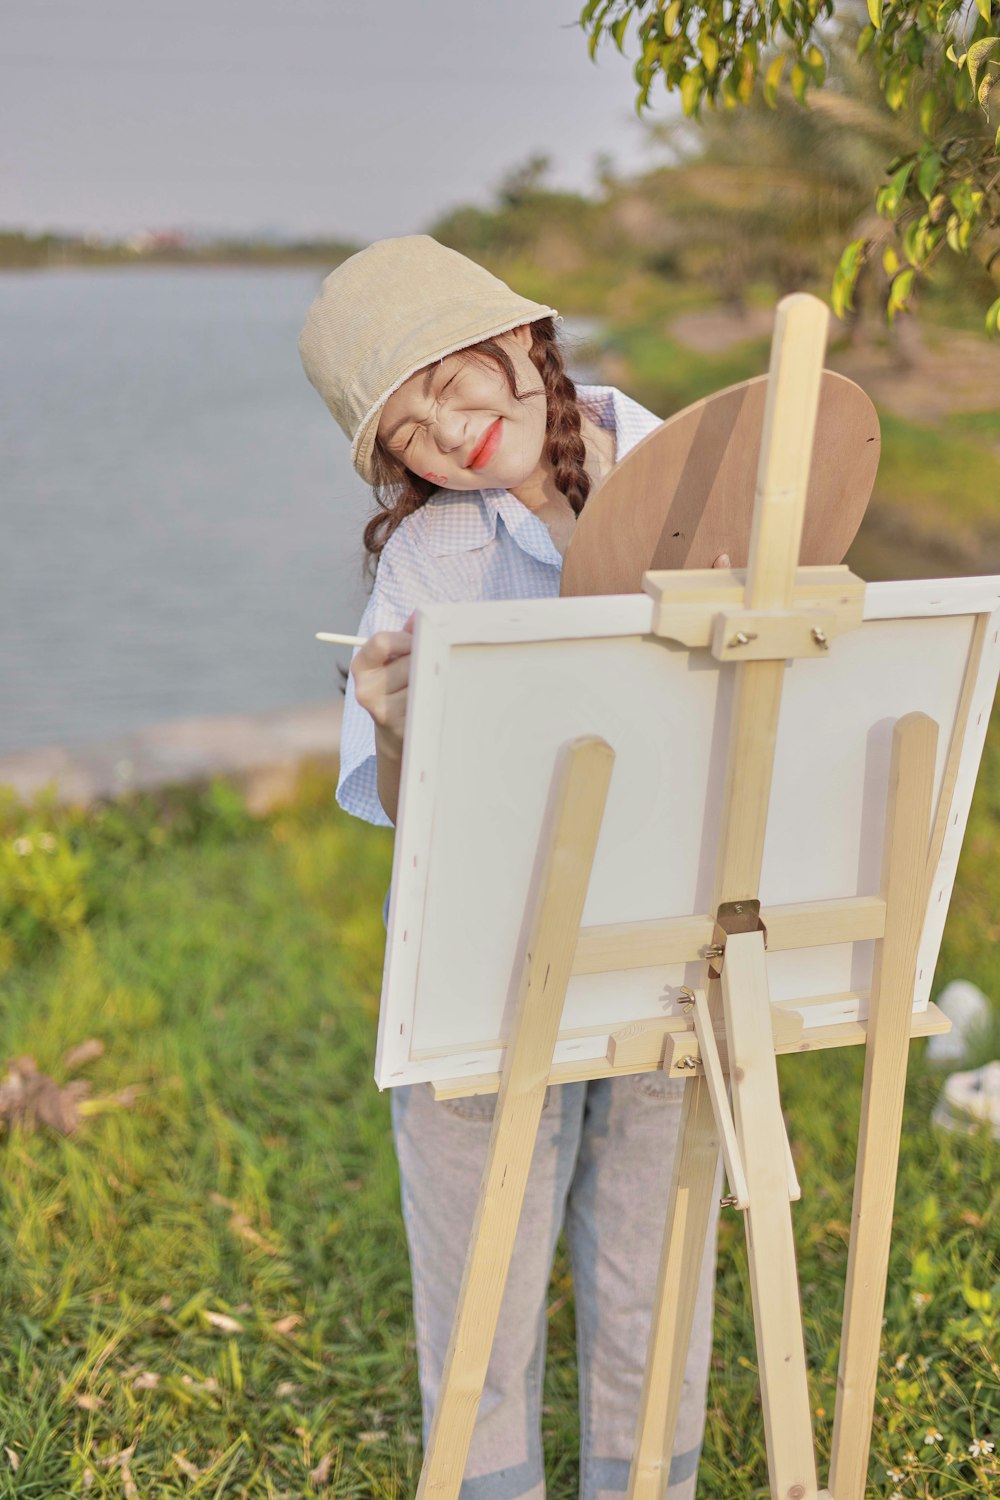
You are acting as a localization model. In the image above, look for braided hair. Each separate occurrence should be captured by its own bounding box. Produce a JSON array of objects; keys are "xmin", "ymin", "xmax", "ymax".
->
[{"xmin": 363, "ymin": 317, "xmax": 591, "ymax": 567}]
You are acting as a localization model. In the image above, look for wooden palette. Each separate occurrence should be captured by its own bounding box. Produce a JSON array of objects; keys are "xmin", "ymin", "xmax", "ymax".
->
[{"xmin": 562, "ymin": 371, "xmax": 879, "ymax": 595}]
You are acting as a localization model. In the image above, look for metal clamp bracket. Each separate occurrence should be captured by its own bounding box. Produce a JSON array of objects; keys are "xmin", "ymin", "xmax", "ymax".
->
[{"xmin": 706, "ymin": 898, "xmax": 768, "ymax": 979}]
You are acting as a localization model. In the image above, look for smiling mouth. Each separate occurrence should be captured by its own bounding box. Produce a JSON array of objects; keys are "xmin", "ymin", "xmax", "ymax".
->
[{"xmin": 468, "ymin": 418, "xmax": 502, "ymax": 470}]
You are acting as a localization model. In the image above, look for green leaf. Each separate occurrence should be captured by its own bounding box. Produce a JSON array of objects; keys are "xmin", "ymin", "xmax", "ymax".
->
[
  {"xmin": 962, "ymin": 1283, "xmax": 993, "ymax": 1312},
  {"xmin": 664, "ymin": 0, "xmax": 682, "ymax": 33},
  {"xmin": 680, "ymin": 66, "xmax": 705, "ymax": 116},
  {"xmin": 893, "ymin": 267, "xmax": 917, "ymax": 319},
  {"xmin": 919, "ymin": 90, "xmax": 936, "ymax": 136},
  {"xmin": 790, "ymin": 61, "xmax": 808, "ymax": 103},
  {"xmin": 857, "ymin": 23, "xmax": 876, "ymax": 58},
  {"xmin": 831, "ymin": 237, "xmax": 866, "ymax": 318},
  {"xmin": 883, "ymin": 245, "xmax": 901, "ymax": 276},
  {"xmin": 917, "ymin": 151, "xmax": 942, "ymax": 200},
  {"xmin": 764, "ymin": 53, "xmax": 786, "ymax": 106},
  {"xmin": 978, "ymin": 73, "xmax": 997, "ymax": 114},
  {"xmin": 910, "ymin": 1246, "xmax": 937, "ymax": 1291},
  {"xmin": 610, "ymin": 14, "xmax": 629, "ymax": 52},
  {"xmin": 806, "ymin": 43, "xmax": 826, "ymax": 84},
  {"xmin": 967, "ymin": 36, "xmax": 1000, "ymax": 92},
  {"xmin": 880, "ymin": 160, "xmax": 915, "ymax": 216},
  {"xmin": 701, "ymin": 30, "xmax": 720, "ymax": 76},
  {"xmin": 867, "ymin": 0, "xmax": 883, "ymax": 29},
  {"xmin": 975, "ymin": 0, "xmax": 991, "ymax": 18},
  {"xmin": 986, "ymin": 295, "xmax": 1000, "ymax": 336},
  {"xmin": 885, "ymin": 64, "xmax": 909, "ymax": 112},
  {"xmin": 951, "ymin": 179, "xmax": 977, "ymax": 219},
  {"xmin": 919, "ymin": 1193, "xmax": 941, "ymax": 1229}
]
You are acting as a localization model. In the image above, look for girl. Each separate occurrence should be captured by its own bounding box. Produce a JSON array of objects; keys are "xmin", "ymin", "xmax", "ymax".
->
[{"xmin": 300, "ymin": 235, "xmax": 719, "ymax": 1500}]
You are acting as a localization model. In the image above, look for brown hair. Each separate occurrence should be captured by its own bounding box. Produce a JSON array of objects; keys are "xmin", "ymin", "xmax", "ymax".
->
[{"xmin": 363, "ymin": 317, "xmax": 590, "ymax": 566}]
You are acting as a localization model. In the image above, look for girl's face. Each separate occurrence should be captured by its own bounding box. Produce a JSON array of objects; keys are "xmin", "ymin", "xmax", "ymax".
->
[{"xmin": 376, "ymin": 325, "xmax": 547, "ymax": 492}]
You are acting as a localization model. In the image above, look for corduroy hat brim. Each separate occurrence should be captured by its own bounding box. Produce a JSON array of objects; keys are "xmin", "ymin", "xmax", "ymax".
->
[{"xmin": 298, "ymin": 236, "xmax": 556, "ymax": 483}]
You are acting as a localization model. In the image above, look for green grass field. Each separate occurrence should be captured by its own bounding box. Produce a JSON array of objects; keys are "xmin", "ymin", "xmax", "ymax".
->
[{"xmin": 1, "ymin": 750, "xmax": 997, "ymax": 1497}]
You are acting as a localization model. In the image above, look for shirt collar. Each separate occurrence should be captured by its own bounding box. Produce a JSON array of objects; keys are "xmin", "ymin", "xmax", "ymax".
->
[{"xmin": 420, "ymin": 384, "xmax": 623, "ymax": 562}]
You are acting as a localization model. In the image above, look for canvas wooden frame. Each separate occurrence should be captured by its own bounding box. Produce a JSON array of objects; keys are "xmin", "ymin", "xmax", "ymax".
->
[{"xmin": 375, "ymin": 577, "xmax": 1000, "ymax": 1092}]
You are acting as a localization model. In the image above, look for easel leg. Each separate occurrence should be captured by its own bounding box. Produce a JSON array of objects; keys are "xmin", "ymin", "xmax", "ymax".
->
[
  {"xmin": 723, "ymin": 931, "xmax": 819, "ymax": 1500},
  {"xmin": 829, "ymin": 713, "xmax": 937, "ymax": 1500},
  {"xmin": 628, "ymin": 1075, "xmax": 721, "ymax": 1500},
  {"xmin": 417, "ymin": 736, "xmax": 614, "ymax": 1500}
]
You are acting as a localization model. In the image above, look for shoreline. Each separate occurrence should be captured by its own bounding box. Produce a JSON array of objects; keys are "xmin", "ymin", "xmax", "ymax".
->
[{"xmin": 0, "ymin": 699, "xmax": 343, "ymax": 815}]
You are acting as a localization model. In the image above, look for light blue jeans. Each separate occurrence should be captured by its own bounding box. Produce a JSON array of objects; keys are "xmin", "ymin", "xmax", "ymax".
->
[{"xmin": 392, "ymin": 1072, "xmax": 719, "ymax": 1500}]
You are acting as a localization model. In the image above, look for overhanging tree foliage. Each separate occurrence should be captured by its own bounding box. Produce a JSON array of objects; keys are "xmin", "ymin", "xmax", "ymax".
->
[{"xmin": 580, "ymin": 0, "xmax": 1000, "ymax": 331}]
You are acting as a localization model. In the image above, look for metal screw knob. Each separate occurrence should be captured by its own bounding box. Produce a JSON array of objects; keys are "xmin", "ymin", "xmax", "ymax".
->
[{"xmin": 811, "ymin": 627, "xmax": 829, "ymax": 649}]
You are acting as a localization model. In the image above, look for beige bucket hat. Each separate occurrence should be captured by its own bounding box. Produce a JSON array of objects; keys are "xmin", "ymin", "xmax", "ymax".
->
[{"xmin": 298, "ymin": 235, "xmax": 556, "ymax": 482}]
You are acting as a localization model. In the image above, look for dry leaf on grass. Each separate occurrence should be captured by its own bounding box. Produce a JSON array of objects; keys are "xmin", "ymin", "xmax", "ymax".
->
[
  {"xmin": 4, "ymin": 1448, "xmax": 19, "ymax": 1472},
  {"xmin": 231, "ymin": 1213, "xmax": 279, "ymax": 1253},
  {"xmin": 208, "ymin": 1193, "xmax": 280, "ymax": 1254},
  {"xmin": 63, "ymin": 1038, "xmax": 105, "ymax": 1069},
  {"xmin": 180, "ymin": 1374, "xmax": 219, "ymax": 1394},
  {"xmin": 132, "ymin": 1371, "xmax": 160, "ymax": 1391},
  {"xmin": 358, "ymin": 1431, "xmax": 387, "ymax": 1442},
  {"xmin": 100, "ymin": 1443, "xmax": 136, "ymax": 1470},
  {"xmin": 174, "ymin": 1453, "xmax": 203, "ymax": 1479},
  {"xmin": 121, "ymin": 1464, "xmax": 138, "ymax": 1499},
  {"xmin": 271, "ymin": 1314, "xmax": 303, "ymax": 1336},
  {"xmin": 308, "ymin": 1452, "xmax": 333, "ymax": 1485},
  {"xmin": 275, "ymin": 1381, "xmax": 299, "ymax": 1398},
  {"xmin": 0, "ymin": 1052, "xmax": 138, "ymax": 1138},
  {"xmin": 0, "ymin": 1056, "xmax": 89, "ymax": 1135},
  {"xmin": 204, "ymin": 1310, "xmax": 243, "ymax": 1334},
  {"xmin": 75, "ymin": 1394, "xmax": 104, "ymax": 1412}
]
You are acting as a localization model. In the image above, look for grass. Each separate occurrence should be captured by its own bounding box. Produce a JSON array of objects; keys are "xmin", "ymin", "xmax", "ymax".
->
[
  {"xmin": 1, "ymin": 744, "xmax": 998, "ymax": 1497},
  {"xmin": 871, "ymin": 412, "xmax": 1000, "ymax": 553}
]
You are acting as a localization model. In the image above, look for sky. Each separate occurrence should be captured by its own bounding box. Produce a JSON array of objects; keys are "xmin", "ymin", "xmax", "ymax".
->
[{"xmin": 3, "ymin": 0, "xmax": 675, "ymax": 242}]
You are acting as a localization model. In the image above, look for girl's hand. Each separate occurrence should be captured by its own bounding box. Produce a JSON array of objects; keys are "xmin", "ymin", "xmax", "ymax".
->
[
  {"xmin": 712, "ymin": 552, "xmax": 731, "ymax": 568},
  {"xmin": 351, "ymin": 616, "xmax": 415, "ymax": 753}
]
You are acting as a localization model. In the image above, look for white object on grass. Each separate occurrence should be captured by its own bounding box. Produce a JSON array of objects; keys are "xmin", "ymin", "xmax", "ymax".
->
[
  {"xmin": 932, "ymin": 1060, "xmax": 1000, "ymax": 1139},
  {"xmin": 925, "ymin": 979, "xmax": 992, "ymax": 1063}
]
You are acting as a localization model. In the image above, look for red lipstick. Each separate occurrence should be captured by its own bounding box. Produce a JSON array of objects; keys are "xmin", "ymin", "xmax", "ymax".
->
[{"xmin": 468, "ymin": 418, "xmax": 502, "ymax": 471}]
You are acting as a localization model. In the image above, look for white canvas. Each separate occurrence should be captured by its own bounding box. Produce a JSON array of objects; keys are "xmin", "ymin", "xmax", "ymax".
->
[{"xmin": 375, "ymin": 578, "xmax": 1000, "ymax": 1090}]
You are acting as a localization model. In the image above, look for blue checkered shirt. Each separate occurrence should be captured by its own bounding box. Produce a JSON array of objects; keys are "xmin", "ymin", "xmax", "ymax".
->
[{"xmin": 337, "ymin": 385, "xmax": 660, "ymax": 826}]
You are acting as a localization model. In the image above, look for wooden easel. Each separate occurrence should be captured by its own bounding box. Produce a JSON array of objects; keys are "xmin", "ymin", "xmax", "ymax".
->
[{"xmin": 415, "ymin": 295, "xmax": 946, "ymax": 1500}]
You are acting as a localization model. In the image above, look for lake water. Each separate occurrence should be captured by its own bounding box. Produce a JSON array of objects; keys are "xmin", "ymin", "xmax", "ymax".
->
[{"xmin": 1, "ymin": 268, "xmax": 596, "ymax": 756}]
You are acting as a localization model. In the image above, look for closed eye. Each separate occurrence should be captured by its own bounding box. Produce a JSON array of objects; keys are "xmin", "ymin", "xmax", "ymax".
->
[{"xmin": 392, "ymin": 368, "xmax": 458, "ymax": 454}]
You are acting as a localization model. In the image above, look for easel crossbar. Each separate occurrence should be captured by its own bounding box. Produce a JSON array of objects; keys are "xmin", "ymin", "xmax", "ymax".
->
[
  {"xmin": 429, "ymin": 1001, "xmax": 950, "ymax": 1100},
  {"xmin": 572, "ymin": 894, "xmax": 886, "ymax": 975}
]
